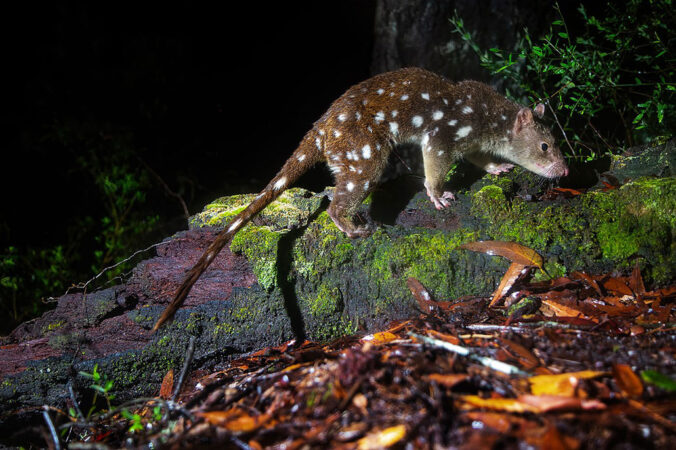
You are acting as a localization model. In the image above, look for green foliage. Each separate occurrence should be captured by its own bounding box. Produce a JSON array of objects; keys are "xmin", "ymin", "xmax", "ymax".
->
[
  {"xmin": 1, "ymin": 120, "xmax": 162, "ymax": 333},
  {"xmin": 451, "ymin": 0, "xmax": 675, "ymax": 158}
]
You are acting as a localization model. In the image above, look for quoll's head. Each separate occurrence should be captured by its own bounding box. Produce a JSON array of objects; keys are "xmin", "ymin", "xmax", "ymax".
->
[{"xmin": 511, "ymin": 103, "xmax": 569, "ymax": 178}]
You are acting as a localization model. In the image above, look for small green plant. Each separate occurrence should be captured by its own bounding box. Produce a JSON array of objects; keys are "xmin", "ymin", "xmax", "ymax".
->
[
  {"xmin": 79, "ymin": 363, "xmax": 116, "ymax": 417},
  {"xmin": 451, "ymin": 0, "xmax": 675, "ymax": 158}
]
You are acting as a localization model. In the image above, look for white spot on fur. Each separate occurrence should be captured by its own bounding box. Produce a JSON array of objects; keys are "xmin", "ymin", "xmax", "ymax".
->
[
  {"xmin": 318, "ymin": 129, "xmax": 325, "ymax": 136},
  {"xmin": 391, "ymin": 110, "xmax": 398, "ymax": 117},
  {"xmin": 455, "ymin": 99, "xmax": 462, "ymax": 105},
  {"xmin": 330, "ymin": 165, "xmax": 341, "ymax": 174},
  {"xmin": 442, "ymin": 98, "xmax": 448, "ymax": 105},
  {"xmin": 349, "ymin": 165, "xmax": 356, "ymax": 172},
  {"xmin": 297, "ymin": 153, "xmax": 306, "ymax": 162},
  {"xmin": 448, "ymin": 119, "xmax": 458, "ymax": 126},
  {"xmin": 400, "ymin": 94, "xmax": 409, "ymax": 101},
  {"xmin": 228, "ymin": 218, "xmax": 242, "ymax": 232},
  {"xmin": 374, "ymin": 111, "xmax": 385, "ymax": 123},
  {"xmin": 367, "ymin": 126, "xmax": 373, "ymax": 133},
  {"xmin": 274, "ymin": 177, "xmax": 287, "ymax": 190},
  {"xmin": 455, "ymin": 126, "xmax": 472, "ymax": 140},
  {"xmin": 355, "ymin": 112, "xmax": 361, "ymax": 120},
  {"xmin": 377, "ymin": 88, "xmax": 384, "ymax": 95},
  {"xmin": 362, "ymin": 99, "xmax": 368, "ymax": 106},
  {"xmin": 491, "ymin": 122, "xmax": 497, "ymax": 128},
  {"xmin": 389, "ymin": 122, "xmax": 399, "ymax": 134},
  {"xmin": 364, "ymin": 181, "xmax": 370, "ymax": 190},
  {"xmin": 346, "ymin": 182, "xmax": 355, "ymax": 192},
  {"xmin": 421, "ymin": 92, "xmax": 430, "ymax": 100},
  {"xmin": 467, "ymin": 94, "xmax": 472, "ymax": 99},
  {"xmin": 437, "ymin": 150, "xmax": 445, "ymax": 156},
  {"xmin": 346, "ymin": 150, "xmax": 359, "ymax": 161},
  {"xmin": 315, "ymin": 138, "xmax": 321, "ymax": 149},
  {"xmin": 432, "ymin": 110, "xmax": 443, "ymax": 120},
  {"xmin": 412, "ymin": 115, "xmax": 424, "ymax": 127},
  {"xmin": 462, "ymin": 106, "xmax": 473, "ymax": 114},
  {"xmin": 501, "ymin": 114, "xmax": 507, "ymax": 120},
  {"xmin": 362, "ymin": 145, "xmax": 372, "ymax": 159},
  {"xmin": 333, "ymin": 130, "xmax": 341, "ymax": 138},
  {"xmin": 338, "ymin": 113, "xmax": 348, "ymax": 122}
]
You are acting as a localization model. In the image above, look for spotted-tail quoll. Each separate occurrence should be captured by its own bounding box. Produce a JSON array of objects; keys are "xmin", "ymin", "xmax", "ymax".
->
[{"xmin": 153, "ymin": 67, "xmax": 568, "ymax": 331}]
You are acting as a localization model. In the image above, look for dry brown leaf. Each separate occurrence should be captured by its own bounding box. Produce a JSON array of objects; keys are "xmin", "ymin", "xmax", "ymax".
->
[
  {"xmin": 518, "ymin": 394, "xmax": 606, "ymax": 412},
  {"xmin": 541, "ymin": 299, "xmax": 599, "ymax": 323},
  {"xmin": 460, "ymin": 240, "xmax": 544, "ymax": 270},
  {"xmin": 571, "ymin": 271, "xmax": 603, "ymax": 297},
  {"xmin": 630, "ymin": 263, "xmax": 646, "ymax": 296},
  {"xmin": 490, "ymin": 262, "xmax": 527, "ymax": 306},
  {"xmin": 357, "ymin": 424, "xmax": 406, "ymax": 449},
  {"xmin": 499, "ymin": 338, "xmax": 540, "ymax": 370},
  {"xmin": 407, "ymin": 277, "xmax": 435, "ymax": 313},
  {"xmin": 529, "ymin": 371, "xmax": 606, "ymax": 397},
  {"xmin": 612, "ymin": 364, "xmax": 643, "ymax": 398},
  {"xmin": 159, "ymin": 369, "xmax": 174, "ymax": 400}
]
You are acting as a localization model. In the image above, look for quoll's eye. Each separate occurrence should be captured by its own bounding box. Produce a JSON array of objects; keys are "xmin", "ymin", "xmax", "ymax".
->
[{"xmin": 541, "ymin": 142, "xmax": 549, "ymax": 151}]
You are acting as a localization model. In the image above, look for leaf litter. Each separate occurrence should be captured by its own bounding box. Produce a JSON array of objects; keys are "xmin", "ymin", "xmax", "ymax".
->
[{"xmin": 63, "ymin": 242, "xmax": 674, "ymax": 449}]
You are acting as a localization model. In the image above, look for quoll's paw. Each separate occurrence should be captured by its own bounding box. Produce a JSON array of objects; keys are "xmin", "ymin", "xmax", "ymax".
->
[
  {"xmin": 346, "ymin": 224, "xmax": 373, "ymax": 238},
  {"xmin": 428, "ymin": 191, "xmax": 456, "ymax": 210},
  {"xmin": 486, "ymin": 163, "xmax": 515, "ymax": 175}
]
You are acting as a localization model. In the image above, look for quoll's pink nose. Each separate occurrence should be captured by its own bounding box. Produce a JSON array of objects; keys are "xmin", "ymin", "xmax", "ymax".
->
[{"xmin": 563, "ymin": 167, "xmax": 569, "ymax": 177}]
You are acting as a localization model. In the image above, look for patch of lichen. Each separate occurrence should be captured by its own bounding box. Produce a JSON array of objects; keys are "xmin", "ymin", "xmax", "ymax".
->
[
  {"xmin": 230, "ymin": 225, "xmax": 284, "ymax": 291},
  {"xmin": 190, "ymin": 188, "xmax": 325, "ymax": 231}
]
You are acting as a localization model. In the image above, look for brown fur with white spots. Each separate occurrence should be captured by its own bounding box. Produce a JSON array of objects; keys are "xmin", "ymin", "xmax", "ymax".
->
[{"xmin": 153, "ymin": 67, "xmax": 568, "ymax": 331}]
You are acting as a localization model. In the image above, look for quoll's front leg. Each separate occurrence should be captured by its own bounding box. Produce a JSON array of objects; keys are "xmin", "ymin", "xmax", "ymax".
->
[
  {"xmin": 422, "ymin": 138, "xmax": 456, "ymax": 210},
  {"xmin": 424, "ymin": 180, "xmax": 455, "ymax": 210}
]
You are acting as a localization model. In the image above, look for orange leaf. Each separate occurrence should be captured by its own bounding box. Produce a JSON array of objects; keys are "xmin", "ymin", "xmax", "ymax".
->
[
  {"xmin": 612, "ymin": 364, "xmax": 643, "ymax": 398},
  {"xmin": 199, "ymin": 409, "xmax": 270, "ymax": 433},
  {"xmin": 407, "ymin": 277, "xmax": 435, "ymax": 313},
  {"xmin": 630, "ymin": 263, "xmax": 646, "ymax": 296},
  {"xmin": 361, "ymin": 331, "xmax": 398, "ymax": 345},
  {"xmin": 426, "ymin": 329, "xmax": 461, "ymax": 345},
  {"xmin": 159, "ymin": 369, "xmax": 174, "ymax": 400},
  {"xmin": 499, "ymin": 338, "xmax": 540, "ymax": 370},
  {"xmin": 427, "ymin": 373, "xmax": 469, "ymax": 387},
  {"xmin": 602, "ymin": 277, "xmax": 633, "ymax": 296},
  {"xmin": 529, "ymin": 371, "xmax": 606, "ymax": 397},
  {"xmin": 490, "ymin": 262, "xmax": 527, "ymax": 306},
  {"xmin": 357, "ymin": 425, "xmax": 406, "ymax": 449},
  {"xmin": 459, "ymin": 395, "xmax": 539, "ymax": 413},
  {"xmin": 460, "ymin": 241, "xmax": 544, "ymax": 270}
]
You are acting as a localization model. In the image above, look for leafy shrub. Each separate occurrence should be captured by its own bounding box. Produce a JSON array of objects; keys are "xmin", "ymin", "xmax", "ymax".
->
[{"xmin": 452, "ymin": 0, "xmax": 675, "ymax": 159}]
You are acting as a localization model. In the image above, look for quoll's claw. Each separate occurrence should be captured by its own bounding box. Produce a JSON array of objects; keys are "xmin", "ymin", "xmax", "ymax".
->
[{"xmin": 487, "ymin": 163, "xmax": 515, "ymax": 175}]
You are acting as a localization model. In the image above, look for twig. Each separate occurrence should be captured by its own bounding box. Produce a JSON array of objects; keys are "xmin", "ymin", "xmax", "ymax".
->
[
  {"xmin": 409, "ymin": 332, "xmax": 530, "ymax": 376},
  {"xmin": 172, "ymin": 336, "xmax": 197, "ymax": 401},
  {"xmin": 67, "ymin": 381, "xmax": 85, "ymax": 421},
  {"xmin": 137, "ymin": 156, "xmax": 190, "ymax": 220},
  {"xmin": 42, "ymin": 406, "xmax": 61, "ymax": 450}
]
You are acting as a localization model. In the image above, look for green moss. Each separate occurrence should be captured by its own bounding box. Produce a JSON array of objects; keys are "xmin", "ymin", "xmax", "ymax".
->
[{"xmin": 230, "ymin": 225, "xmax": 284, "ymax": 291}]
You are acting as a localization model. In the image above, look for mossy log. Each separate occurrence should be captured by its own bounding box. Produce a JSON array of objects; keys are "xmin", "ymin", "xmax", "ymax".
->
[{"xmin": 0, "ymin": 140, "xmax": 673, "ymax": 433}]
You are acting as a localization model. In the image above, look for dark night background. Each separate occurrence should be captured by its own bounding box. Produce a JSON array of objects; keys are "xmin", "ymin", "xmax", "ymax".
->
[
  {"xmin": 9, "ymin": 1, "xmax": 376, "ymax": 242},
  {"xmin": 5, "ymin": 1, "xmax": 379, "ymax": 332}
]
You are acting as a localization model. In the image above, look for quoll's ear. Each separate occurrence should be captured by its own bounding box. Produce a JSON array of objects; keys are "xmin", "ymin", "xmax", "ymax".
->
[
  {"xmin": 513, "ymin": 107, "xmax": 534, "ymax": 135},
  {"xmin": 534, "ymin": 103, "xmax": 545, "ymax": 118}
]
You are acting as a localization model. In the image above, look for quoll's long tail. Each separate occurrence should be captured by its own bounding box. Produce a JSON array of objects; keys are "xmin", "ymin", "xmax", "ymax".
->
[{"xmin": 152, "ymin": 132, "xmax": 323, "ymax": 331}]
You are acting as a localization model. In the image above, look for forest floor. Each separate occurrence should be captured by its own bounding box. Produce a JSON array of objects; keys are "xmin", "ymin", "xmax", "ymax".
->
[{"xmin": 47, "ymin": 261, "xmax": 675, "ymax": 449}]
